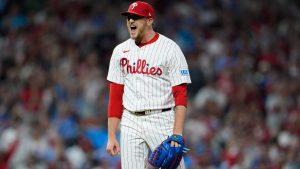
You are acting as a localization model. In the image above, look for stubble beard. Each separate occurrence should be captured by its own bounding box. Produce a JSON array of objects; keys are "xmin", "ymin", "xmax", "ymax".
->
[{"xmin": 130, "ymin": 24, "xmax": 146, "ymax": 44}]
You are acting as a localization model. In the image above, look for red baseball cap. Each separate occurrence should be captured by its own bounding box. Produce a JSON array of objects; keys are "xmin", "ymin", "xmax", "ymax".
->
[{"xmin": 121, "ymin": 1, "xmax": 155, "ymax": 18}]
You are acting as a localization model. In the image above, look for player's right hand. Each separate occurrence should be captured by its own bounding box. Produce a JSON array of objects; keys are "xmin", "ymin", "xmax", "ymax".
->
[{"xmin": 106, "ymin": 138, "xmax": 120, "ymax": 156}]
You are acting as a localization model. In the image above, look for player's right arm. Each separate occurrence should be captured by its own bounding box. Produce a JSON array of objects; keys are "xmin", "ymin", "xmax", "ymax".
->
[
  {"xmin": 106, "ymin": 45, "xmax": 125, "ymax": 156},
  {"xmin": 106, "ymin": 82, "xmax": 124, "ymax": 156}
]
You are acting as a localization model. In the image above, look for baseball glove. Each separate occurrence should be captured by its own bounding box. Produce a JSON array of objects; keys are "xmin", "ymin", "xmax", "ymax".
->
[{"xmin": 148, "ymin": 134, "xmax": 189, "ymax": 169}]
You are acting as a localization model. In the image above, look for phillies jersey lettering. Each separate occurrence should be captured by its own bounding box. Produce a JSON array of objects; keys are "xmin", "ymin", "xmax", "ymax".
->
[
  {"xmin": 107, "ymin": 33, "xmax": 191, "ymax": 112},
  {"xmin": 120, "ymin": 58, "xmax": 163, "ymax": 76}
]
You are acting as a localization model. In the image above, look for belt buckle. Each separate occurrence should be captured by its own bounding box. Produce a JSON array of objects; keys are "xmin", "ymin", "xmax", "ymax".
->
[{"xmin": 145, "ymin": 110, "xmax": 151, "ymax": 115}]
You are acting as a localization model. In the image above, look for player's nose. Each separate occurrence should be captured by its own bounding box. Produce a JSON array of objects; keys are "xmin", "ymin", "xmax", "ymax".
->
[{"xmin": 127, "ymin": 18, "xmax": 135, "ymax": 23}]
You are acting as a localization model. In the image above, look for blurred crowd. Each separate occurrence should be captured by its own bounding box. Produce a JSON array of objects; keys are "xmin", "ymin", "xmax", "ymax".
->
[{"xmin": 0, "ymin": 0, "xmax": 300, "ymax": 169}]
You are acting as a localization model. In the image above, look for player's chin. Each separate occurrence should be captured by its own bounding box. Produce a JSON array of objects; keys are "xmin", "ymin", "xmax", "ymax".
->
[
  {"xmin": 129, "ymin": 29, "xmax": 139, "ymax": 37},
  {"xmin": 129, "ymin": 33, "xmax": 138, "ymax": 39}
]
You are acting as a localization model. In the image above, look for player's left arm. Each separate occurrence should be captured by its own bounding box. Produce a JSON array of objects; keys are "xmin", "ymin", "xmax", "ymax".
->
[
  {"xmin": 167, "ymin": 43, "xmax": 191, "ymax": 145},
  {"xmin": 171, "ymin": 83, "xmax": 187, "ymax": 146},
  {"xmin": 173, "ymin": 105, "xmax": 186, "ymax": 135}
]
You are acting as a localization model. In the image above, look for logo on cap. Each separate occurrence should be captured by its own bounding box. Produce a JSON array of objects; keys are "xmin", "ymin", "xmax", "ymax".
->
[
  {"xmin": 131, "ymin": 2, "xmax": 138, "ymax": 10},
  {"xmin": 121, "ymin": 1, "xmax": 155, "ymax": 18}
]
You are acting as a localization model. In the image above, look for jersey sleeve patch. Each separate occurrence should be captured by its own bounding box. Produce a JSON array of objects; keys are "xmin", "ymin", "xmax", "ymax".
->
[{"xmin": 180, "ymin": 69, "xmax": 189, "ymax": 76}]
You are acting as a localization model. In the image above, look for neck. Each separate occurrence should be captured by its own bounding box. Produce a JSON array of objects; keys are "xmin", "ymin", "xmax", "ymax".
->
[{"xmin": 137, "ymin": 29, "xmax": 156, "ymax": 44}]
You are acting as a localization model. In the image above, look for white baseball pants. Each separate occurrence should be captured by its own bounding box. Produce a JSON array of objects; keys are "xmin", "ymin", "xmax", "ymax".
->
[{"xmin": 120, "ymin": 108, "xmax": 186, "ymax": 169}]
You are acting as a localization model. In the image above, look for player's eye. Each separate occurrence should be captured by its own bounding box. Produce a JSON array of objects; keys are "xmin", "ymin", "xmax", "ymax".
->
[{"xmin": 127, "ymin": 15, "xmax": 144, "ymax": 21}]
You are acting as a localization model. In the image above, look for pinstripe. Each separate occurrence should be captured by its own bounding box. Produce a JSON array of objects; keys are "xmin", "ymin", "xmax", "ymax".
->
[
  {"xmin": 145, "ymin": 41, "xmax": 155, "ymax": 108},
  {"xmin": 160, "ymin": 39, "xmax": 168, "ymax": 107},
  {"xmin": 147, "ymin": 112, "xmax": 161, "ymax": 148},
  {"xmin": 156, "ymin": 39, "xmax": 165, "ymax": 107},
  {"xmin": 121, "ymin": 110, "xmax": 148, "ymax": 169}
]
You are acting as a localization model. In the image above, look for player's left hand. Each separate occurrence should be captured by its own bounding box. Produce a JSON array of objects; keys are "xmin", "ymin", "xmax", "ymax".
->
[
  {"xmin": 170, "ymin": 139, "xmax": 181, "ymax": 147},
  {"xmin": 170, "ymin": 132, "xmax": 183, "ymax": 147},
  {"xmin": 148, "ymin": 134, "xmax": 189, "ymax": 169}
]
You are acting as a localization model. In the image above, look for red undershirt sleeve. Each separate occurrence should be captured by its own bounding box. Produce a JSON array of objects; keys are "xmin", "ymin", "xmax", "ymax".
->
[
  {"xmin": 172, "ymin": 83, "xmax": 188, "ymax": 107},
  {"xmin": 108, "ymin": 82, "xmax": 124, "ymax": 118}
]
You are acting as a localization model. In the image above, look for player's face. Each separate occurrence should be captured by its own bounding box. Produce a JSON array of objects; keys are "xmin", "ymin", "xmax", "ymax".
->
[{"xmin": 126, "ymin": 15, "xmax": 149, "ymax": 42}]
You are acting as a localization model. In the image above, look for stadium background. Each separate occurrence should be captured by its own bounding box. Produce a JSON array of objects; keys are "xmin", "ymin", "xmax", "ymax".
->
[{"xmin": 0, "ymin": 0, "xmax": 300, "ymax": 168}]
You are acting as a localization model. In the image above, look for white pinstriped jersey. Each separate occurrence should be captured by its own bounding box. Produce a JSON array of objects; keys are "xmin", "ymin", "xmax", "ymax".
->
[{"xmin": 107, "ymin": 33, "xmax": 191, "ymax": 112}]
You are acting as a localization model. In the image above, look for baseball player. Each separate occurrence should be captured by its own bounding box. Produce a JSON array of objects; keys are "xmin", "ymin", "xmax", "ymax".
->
[{"xmin": 106, "ymin": 1, "xmax": 191, "ymax": 169}]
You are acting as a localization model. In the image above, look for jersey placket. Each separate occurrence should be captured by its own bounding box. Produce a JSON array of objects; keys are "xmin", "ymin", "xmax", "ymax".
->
[
  {"xmin": 135, "ymin": 47, "xmax": 143, "ymax": 109},
  {"xmin": 137, "ymin": 46, "xmax": 149, "ymax": 110}
]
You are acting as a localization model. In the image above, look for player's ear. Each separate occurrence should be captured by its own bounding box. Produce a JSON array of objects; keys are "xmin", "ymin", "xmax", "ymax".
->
[{"xmin": 147, "ymin": 18, "xmax": 154, "ymax": 26}]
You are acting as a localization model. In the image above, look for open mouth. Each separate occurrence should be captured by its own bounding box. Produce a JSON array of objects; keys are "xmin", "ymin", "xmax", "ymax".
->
[{"xmin": 130, "ymin": 25, "xmax": 137, "ymax": 30}]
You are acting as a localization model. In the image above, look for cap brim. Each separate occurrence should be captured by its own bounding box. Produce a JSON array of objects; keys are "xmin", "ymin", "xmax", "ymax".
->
[{"xmin": 120, "ymin": 11, "xmax": 147, "ymax": 17}]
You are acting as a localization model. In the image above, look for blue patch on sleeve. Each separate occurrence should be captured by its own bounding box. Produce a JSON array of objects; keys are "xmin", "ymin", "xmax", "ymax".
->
[{"xmin": 180, "ymin": 69, "xmax": 189, "ymax": 75}]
